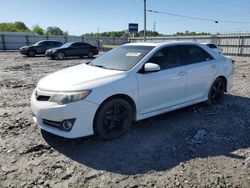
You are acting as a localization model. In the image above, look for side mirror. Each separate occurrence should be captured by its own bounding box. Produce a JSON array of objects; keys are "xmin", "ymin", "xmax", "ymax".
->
[{"xmin": 144, "ymin": 63, "xmax": 160, "ymax": 72}]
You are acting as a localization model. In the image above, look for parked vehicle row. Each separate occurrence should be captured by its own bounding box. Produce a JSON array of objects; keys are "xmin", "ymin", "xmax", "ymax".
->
[
  {"xmin": 30, "ymin": 41, "xmax": 234, "ymax": 140},
  {"xmin": 20, "ymin": 40, "xmax": 99, "ymax": 59}
]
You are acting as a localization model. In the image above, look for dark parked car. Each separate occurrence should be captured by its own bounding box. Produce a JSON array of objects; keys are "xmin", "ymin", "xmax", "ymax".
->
[
  {"xmin": 20, "ymin": 40, "xmax": 63, "ymax": 57},
  {"xmin": 45, "ymin": 42, "xmax": 99, "ymax": 59}
]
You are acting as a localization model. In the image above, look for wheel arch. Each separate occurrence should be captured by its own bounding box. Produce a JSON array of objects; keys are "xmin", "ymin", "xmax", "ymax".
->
[
  {"xmin": 93, "ymin": 93, "xmax": 137, "ymax": 134},
  {"xmin": 216, "ymin": 75, "xmax": 227, "ymax": 92},
  {"xmin": 55, "ymin": 50, "xmax": 66, "ymax": 58},
  {"xmin": 28, "ymin": 48, "xmax": 37, "ymax": 54}
]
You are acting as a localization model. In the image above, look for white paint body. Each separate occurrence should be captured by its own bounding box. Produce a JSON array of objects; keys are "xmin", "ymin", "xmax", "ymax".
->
[{"xmin": 30, "ymin": 41, "xmax": 234, "ymax": 138}]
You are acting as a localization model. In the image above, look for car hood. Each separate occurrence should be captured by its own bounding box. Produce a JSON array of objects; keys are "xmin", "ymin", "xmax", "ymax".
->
[
  {"xmin": 47, "ymin": 47, "xmax": 62, "ymax": 51},
  {"xmin": 20, "ymin": 45, "xmax": 32, "ymax": 49},
  {"xmin": 37, "ymin": 64, "xmax": 125, "ymax": 92}
]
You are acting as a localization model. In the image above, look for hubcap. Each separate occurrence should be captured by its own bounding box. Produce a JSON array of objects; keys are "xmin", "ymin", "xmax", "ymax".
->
[
  {"xmin": 88, "ymin": 52, "xmax": 93, "ymax": 58},
  {"xmin": 58, "ymin": 53, "xmax": 64, "ymax": 59}
]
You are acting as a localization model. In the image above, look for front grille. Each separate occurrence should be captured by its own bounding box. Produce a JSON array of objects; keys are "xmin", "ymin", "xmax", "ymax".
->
[{"xmin": 36, "ymin": 95, "xmax": 50, "ymax": 101}]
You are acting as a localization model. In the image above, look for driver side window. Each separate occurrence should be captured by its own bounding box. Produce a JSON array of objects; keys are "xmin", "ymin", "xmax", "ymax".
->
[
  {"xmin": 149, "ymin": 46, "xmax": 181, "ymax": 70},
  {"xmin": 39, "ymin": 42, "xmax": 47, "ymax": 47}
]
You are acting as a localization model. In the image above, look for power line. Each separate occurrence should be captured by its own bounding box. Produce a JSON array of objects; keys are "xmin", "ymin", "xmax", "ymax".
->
[
  {"xmin": 148, "ymin": 9, "xmax": 250, "ymax": 24},
  {"xmin": 148, "ymin": 9, "xmax": 218, "ymax": 23},
  {"xmin": 144, "ymin": 0, "xmax": 146, "ymax": 41}
]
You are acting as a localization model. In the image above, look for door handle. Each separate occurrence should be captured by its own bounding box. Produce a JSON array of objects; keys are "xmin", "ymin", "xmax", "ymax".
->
[
  {"xmin": 178, "ymin": 71, "xmax": 186, "ymax": 76},
  {"xmin": 211, "ymin": 64, "xmax": 217, "ymax": 69}
]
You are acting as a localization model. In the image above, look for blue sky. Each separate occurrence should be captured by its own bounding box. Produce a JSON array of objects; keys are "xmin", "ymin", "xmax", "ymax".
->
[{"xmin": 0, "ymin": 0, "xmax": 250, "ymax": 35}]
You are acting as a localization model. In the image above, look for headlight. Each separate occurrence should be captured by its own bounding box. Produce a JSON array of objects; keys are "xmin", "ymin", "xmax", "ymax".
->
[{"xmin": 49, "ymin": 90, "xmax": 91, "ymax": 105}]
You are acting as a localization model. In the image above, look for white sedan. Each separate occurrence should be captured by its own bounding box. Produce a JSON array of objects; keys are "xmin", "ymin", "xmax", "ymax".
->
[{"xmin": 31, "ymin": 41, "xmax": 234, "ymax": 140}]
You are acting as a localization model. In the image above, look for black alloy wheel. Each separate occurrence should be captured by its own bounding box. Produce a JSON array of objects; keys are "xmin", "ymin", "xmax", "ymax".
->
[
  {"xmin": 56, "ymin": 52, "xmax": 65, "ymax": 60},
  {"xmin": 208, "ymin": 78, "xmax": 226, "ymax": 105},
  {"xmin": 87, "ymin": 51, "xmax": 94, "ymax": 58},
  {"xmin": 95, "ymin": 98, "xmax": 133, "ymax": 140},
  {"xmin": 28, "ymin": 50, "xmax": 35, "ymax": 57}
]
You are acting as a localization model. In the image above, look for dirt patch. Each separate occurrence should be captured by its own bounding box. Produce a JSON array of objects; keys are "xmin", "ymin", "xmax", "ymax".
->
[{"xmin": 0, "ymin": 52, "xmax": 250, "ymax": 187}]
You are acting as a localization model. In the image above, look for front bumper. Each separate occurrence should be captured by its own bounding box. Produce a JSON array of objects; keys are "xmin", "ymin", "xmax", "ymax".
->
[
  {"xmin": 30, "ymin": 89, "xmax": 99, "ymax": 138},
  {"xmin": 20, "ymin": 48, "xmax": 28, "ymax": 55}
]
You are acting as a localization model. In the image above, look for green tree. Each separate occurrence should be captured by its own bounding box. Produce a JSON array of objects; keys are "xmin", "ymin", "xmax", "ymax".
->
[
  {"xmin": 45, "ymin": 27, "xmax": 64, "ymax": 35},
  {"xmin": 0, "ymin": 21, "xmax": 30, "ymax": 32},
  {"xmin": 32, "ymin": 25, "xmax": 44, "ymax": 35},
  {"xmin": 134, "ymin": 30, "xmax": 162, "ymax": 37},
  {"xmin": 63, "ymin": 31, "xmax": 69, "ymax": 36},
  {"xmin": 13, "ymin": 21, "xmax": 29, "ymax": 32},
  {"xmin": 173, "ymin": 31, "xmax": 211, "ymax": 36}
]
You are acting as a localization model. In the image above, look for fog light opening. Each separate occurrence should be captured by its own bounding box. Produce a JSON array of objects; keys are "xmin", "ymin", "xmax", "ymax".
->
[{"xmin": 62, "ymin": 121, "xmax": 73, "ymax": 130}]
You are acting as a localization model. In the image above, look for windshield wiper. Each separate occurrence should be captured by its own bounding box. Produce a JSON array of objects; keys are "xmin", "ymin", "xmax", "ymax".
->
[
  {"xmin": 91, "ymin": 64, "xmax": 125, "ymax": 71},
  {"xmin": 92, "ymin": 64, "xmax": 106, "ymax": 68}
]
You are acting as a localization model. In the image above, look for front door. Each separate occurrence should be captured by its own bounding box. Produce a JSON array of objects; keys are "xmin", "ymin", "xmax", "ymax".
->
[{"xmin": 136, "ymin": 46, "xmax": 187, "ymax": 115}]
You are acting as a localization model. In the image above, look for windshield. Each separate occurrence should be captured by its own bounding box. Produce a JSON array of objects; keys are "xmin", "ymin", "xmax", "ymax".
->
[
  {"xmin": 60, "ymin": 42, "xmax": 73, "ymax": 48},
  {"xmin": 32, "ymin": 41, "xmax": 42, "ymax": 46},
  {"xmin": 91, "ymin": 45, "xmax": 154, "ymax": 71}
]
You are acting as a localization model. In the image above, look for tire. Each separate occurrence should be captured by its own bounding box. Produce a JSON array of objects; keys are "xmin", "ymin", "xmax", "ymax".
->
[
  {"xmin": 87, "ymin": 51, "xmax": 94, "ymax": 59},
  {"xmin": 27, "ymin": 50, "xmax": 35, "ymax": 57},
  {"xmin": 207, "ymin": 78, "xmax": 226, "ymax": 105},
  {"xmin": 56, "ymin": 52, "xmax": 65, "ymax": 60},
  {"xmin": 94, "ymin": 98, "xmax": 133, "ymax": 140}
]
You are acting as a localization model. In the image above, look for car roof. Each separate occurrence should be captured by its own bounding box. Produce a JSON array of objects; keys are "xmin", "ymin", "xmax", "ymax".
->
[
  {"xmin": 124, "ymin": 41, "xmax": 204, "ymax": 47},
  {"xmin": 38, "ymin": 40, "xmax": 62, "ymax": 43},
  {"xmin": 65, "ymin": 42, "xmax": 85, "ymax": 44},
  {"xmin": 124, "ymin": 41, "xmax": 222, "ymax": 59}
]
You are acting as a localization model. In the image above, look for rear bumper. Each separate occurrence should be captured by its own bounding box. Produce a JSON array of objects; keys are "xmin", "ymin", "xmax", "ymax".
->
[{"xmin": 30, "ymin": 89, "xmax": 99, "ymax": 138}]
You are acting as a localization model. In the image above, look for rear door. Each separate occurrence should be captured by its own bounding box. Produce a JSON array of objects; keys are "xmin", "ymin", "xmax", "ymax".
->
[
  {"xmin": 66, "ymin": 43, "xmax": 79, "ymax": 56},
  {"xmin": 47, "ymin": 41, "xmax": 56, "ymax": 50},
  {"xmin": 81, "ymin": 43, "xmax": 91, "ymax": 55},
  {"xmin": 76, "ymin": 43, "xmax": 88, "ymax": 55},
  {"xmin": 137, "ymin": 45, "xmax": 187, "ymax": 114},
  {"xmin": 181, "ymin": 45, "xmax": 218, "ymax": 101}
]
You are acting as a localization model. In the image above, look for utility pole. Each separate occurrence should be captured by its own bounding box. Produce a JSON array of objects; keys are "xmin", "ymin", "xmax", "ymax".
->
[
  {"xmin": 153, "ymin": 21, "xmax": 156, "ymax": 35},
  {"xmin": 97, "ymin": 26, "xmax": 100, "ymax": 50},
  {"xmin": 144, "ymin": 0, "xmax": 147, "ymax": 42}
]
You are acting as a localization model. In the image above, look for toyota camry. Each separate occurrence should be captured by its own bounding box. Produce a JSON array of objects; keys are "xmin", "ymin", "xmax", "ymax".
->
[{"xmin": 31, "ymin": 41, "xmax": 234, "ymax": 140}]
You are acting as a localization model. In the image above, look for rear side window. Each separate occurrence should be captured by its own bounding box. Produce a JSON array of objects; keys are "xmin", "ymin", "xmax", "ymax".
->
[
  {"xmin": 48, "ymin": 41, "xmax": 57, "ymax": 46},
  {"xmin": 71, "ymin": 43, "xmax": 80, "ymax": 48},
  {"xmin": 181, "ymin": 45, "xmax": 214, "ymax": 65},
  {"xmin": 72, "ymin": 43, "xmax": 88, "ymax": 48},
  {"xmin": 82, "ymin": 43, "xmax": 90, "ymax": 47},
  {"xmin": 149, "ymin": 46, "xmax": 181, "ymax": 70},
  {"xmin": 39, "ymin": 42, "xmax": 47, "ymax": 47}
]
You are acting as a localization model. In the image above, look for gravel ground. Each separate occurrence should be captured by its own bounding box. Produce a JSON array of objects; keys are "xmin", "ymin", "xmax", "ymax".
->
[{"xmin": 0, "ymin": 52, "xmax": 250, "ymax": 188}]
